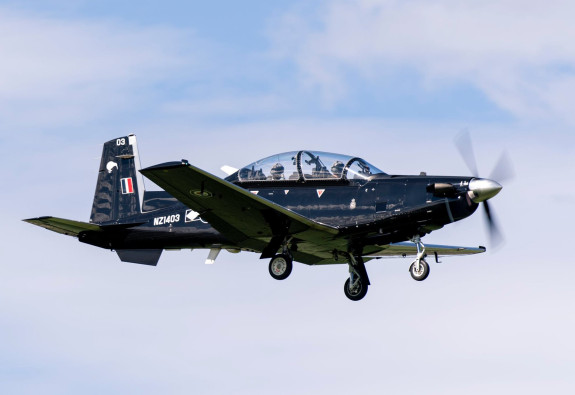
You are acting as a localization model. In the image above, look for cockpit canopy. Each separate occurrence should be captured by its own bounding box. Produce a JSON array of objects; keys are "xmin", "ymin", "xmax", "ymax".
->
[{"xmin": 227, "ymin": 151, "xmax": 386, "ymax": 183}]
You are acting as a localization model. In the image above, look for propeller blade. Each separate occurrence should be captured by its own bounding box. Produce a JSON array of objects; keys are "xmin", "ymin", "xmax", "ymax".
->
[
  {"xmin": 483, "ymin": 200, "xmax": 503, "ymax": 248},
  {"xmin": 489, "ymin": 151, "xmax": 514, "ymax": 183},
  {"xmin": 454, "ymin": 130, "xmax": 506, "ymax": 248},
  {"xmin": 454, "ymin": 130, "xmax": 479, "ymax": 177}
]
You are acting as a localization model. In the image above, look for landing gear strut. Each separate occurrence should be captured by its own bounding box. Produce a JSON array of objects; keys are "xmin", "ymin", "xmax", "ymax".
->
[
  {"xmin": 344, "ymin": 255, "xmax": 370, "ymax": 301},
  {"xmin": 409, "ymin": 236, "xmax": 430, "ymax": 281}
]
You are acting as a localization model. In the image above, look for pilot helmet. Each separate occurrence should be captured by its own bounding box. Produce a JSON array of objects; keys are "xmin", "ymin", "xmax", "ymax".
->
[
  {"xmin": 331, "ymin": 161, "xmax": 345, "ymax": 176},
  {"xmin": 270, "ymin": 163, "xmax": 285, "ymax": 180}
]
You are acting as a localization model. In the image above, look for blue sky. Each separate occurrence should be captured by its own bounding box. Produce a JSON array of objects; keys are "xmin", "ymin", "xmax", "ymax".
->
[
  {"xmin": 0, "ymin": 0, "xmax": 523, "ymax": 132},
  {"xmin": 1, "ymin": 1, "xmax": 574, "ymax": 394}
]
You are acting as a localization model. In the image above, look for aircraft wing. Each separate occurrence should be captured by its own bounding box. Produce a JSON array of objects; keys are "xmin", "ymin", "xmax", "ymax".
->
[
  {"xmin": 141, "ymin": 161, "xmax": 342, "ymax": 261},
  {"xmin": 23, "ymin": 216, "xmax": 101, "ymax": 237},
  {"xmin": 366, "ymin": 242, "xmax": 486, "ymax": 258}
]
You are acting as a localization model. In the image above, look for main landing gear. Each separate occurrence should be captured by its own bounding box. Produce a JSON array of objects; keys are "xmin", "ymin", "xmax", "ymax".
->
[
  {"xmin": 268, "ymin": 238, "xmax": 294, "ymax": 280},
  {"xmin": 409, "ymin": 236, "xmax": 430, "ymax": 281},
  {"xmin": 269, "ymin": 254, "xmax": 293, "ymax": 280},
  {"xmin": 266, "ymin": 237, "xmax": 429, "ymax": 300},
  {"xmin": 344, "ymin": 255, "xmax": 370, "ymax": 301}
]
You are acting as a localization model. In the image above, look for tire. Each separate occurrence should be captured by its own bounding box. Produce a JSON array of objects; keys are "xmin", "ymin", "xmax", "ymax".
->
[
  {"xmin": 269, "ymin": 254, "xmax": 293, "ymax": 280},
  {"xmin": 410, "ymin": 259, "xmax": 430, "ymax": 281},
  {"xmin": 344, "ymin": 277, "xmax": 368, "ymax": 301}
]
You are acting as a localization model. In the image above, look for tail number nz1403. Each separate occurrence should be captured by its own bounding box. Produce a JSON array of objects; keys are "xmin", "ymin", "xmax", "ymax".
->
[{"xmin": 153, "ymin": 214, "xmax": 180, "ymax": 226}]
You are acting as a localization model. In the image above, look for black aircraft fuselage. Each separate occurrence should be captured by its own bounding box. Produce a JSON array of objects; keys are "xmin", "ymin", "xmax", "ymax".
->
[
  {"xmin": 81, "ymin": 175, "xmax": 477, "ymax": 254},
  {"xmin": 26, "ymin": 135, "xmax": 502, "ymax": 301}
]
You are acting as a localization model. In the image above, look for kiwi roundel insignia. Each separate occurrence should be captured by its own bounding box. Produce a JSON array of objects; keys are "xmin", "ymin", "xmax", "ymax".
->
[{"xmin": 190, "ymin": 189, "xmax": 213, "ymax": 198}]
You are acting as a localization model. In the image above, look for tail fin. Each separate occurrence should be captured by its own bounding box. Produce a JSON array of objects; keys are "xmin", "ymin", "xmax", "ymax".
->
[{"xmin": 90, "ymin": 134, "xmax": 146, "ymax": 224}]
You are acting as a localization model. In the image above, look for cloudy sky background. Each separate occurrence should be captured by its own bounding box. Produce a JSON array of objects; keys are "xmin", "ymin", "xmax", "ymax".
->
[{"xmin": 1, "ymin": 0, "xmax": 574, "ymax": 393}]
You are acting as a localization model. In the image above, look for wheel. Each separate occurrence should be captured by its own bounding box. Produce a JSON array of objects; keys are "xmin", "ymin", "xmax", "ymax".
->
[
  {"xmin": 410, "ymin": 259, "xmax": 430, "ymax": 281},
  {"xmin": 269, "ymin": 254, "xmax": 292, "ymax": 280},
  {"xmin": 344, "ymin": 277, "xmax": 368, "ymax": 301}
]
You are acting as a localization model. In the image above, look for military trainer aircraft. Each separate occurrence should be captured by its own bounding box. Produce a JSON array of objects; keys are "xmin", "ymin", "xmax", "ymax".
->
[{"xmin": 24, "ymin": 134, "xmax": 509, "ymax": 300}]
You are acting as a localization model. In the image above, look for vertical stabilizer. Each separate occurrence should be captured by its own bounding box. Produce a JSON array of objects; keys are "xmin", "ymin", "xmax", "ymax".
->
[{"xmin": 90, "ymin": 135, "xmax": 146, "ymax": 224}]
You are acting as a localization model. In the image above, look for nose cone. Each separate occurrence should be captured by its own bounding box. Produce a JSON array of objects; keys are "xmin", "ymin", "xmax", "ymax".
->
[{"xmin": 468, "ymin": 178, "xmax": 502, "ymax": 203}]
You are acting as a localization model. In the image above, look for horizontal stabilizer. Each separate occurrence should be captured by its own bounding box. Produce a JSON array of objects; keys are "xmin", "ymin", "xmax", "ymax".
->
[
  {"xmin": 116, "ymin": 249, "xmax": 163, "ymax": 266},
  {"xmin": 23, "ymin": 216, "xmax": 101, "ymax": 237}
]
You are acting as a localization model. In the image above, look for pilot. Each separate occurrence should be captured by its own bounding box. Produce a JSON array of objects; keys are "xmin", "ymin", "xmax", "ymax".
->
[
  {"xmin": 253, "ymin": 169, "xmax": 266, "ymax": 180},
  {"xmin": 331, "ymin": 161, "xmax": 345, "ymax": 177},
  {"xmin": 270, "ymin": 162, "xmax": 285, "ymax": 180},
  {"xmin": 360, "ymin": 164, "xmax": 372, "ymax": 176}
]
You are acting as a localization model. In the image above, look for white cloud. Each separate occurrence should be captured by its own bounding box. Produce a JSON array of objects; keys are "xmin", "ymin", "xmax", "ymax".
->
[
  {"xmin": 0, "ymin": 8, "xmax": 199, "ymax": 129},
  {"xmin": 272, "ymin": 0, "xmax": 575, "ymax": 122}
]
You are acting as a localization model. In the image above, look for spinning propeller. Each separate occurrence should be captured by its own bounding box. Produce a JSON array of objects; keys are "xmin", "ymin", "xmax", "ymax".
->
[{"xmin": 454, "ymin": 131, "xmax": 514, "ymax": 247}]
